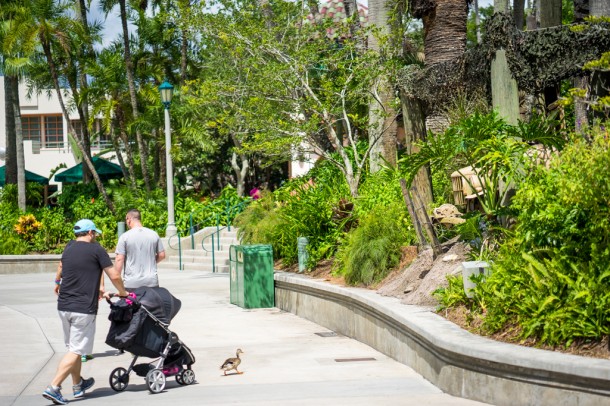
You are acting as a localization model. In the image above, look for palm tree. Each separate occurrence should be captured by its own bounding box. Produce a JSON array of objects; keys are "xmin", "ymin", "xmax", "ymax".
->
[
  {"xmin": 86, "ymin": 45, "xmax": 139, "ymax": 190},
  {"xmin": 26, "ymin": 0, "xmax": 115, "ymax": 212},
  {"xmin": 100, "ymin": 0, "xmax": 152, "ymax": 192},
  {"xmin": 1, "ymin": 0, "xmax": 37, "ymax": 211}
]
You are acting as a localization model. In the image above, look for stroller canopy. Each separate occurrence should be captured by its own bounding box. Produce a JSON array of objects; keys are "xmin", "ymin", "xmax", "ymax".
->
[{"xmin": 134, "ymin": 287, "xmax": 182, "ymax": 324}]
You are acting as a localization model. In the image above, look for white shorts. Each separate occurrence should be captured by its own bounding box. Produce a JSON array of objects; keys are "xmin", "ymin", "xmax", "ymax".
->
[{"xmin": 58, "ymin": 311, "xmax": 96, "ymax": 356}]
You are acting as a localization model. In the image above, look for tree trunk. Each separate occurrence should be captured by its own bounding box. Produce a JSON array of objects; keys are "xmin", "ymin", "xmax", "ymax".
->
[
  {"xmin": 589, "ymin": 0, "xmax": 608, "ymax": 16},
  {"xmin": 419, "ymin": 0, "xmax": 468, "ymax": 65},
  {"xmin": 589, "ymin": 0, "xmax": 610, "ymax": 121},
  {"xmin": 4, "ymin": 76, "xmax": 17, "ymax": 186},
  {"xmin": 120, "ymin": 0, "xmax": 151, "ymax": 192},
  {"xmin": 514, "ymin": 0, "xmax": 526, "ymax": 29},
  {"xmin": 400, "ymin": 94, "xmax": 434, "ymax": 206},
  {"xmin": 368, "ymin": 0, "xmax": 398, "ymax": 172},
  {"xmin": 10, "ymin": 79, "xmax": 26, "ymax": 211},
  {"xmin": 115, "ymin": 107, "xmax": 138, "ymax": 190},
  {"xmin": 474, "ymin": 0, "xmax": 482, "ymax": 43},
  {"xmin": 75, "ymin": 0, "xmax": 94, "ymax": 181},
  {"xmin": 573, "ymin": 0, "xmax": 589, "ymax": 135},
  {"xmin": 539, "ymin": 0, "xmax": 562, "ymax": 111},
  {"xmin": 110, "ymin": 120, "xmax": 131, "ymax": 185}
]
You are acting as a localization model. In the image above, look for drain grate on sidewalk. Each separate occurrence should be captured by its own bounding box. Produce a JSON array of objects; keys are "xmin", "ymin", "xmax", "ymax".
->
[
  {"xmin": 334, "ymin": 357, "xmax": 377, "ymax": 362},
  {"xmin": 315, "ymin": 331, "xmax": 338, "ymax": 337}
]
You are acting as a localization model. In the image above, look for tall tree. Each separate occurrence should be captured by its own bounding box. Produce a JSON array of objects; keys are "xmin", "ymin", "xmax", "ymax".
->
[
  {"xmin": 1, "ymin": 0, "xmax": 37, "ymax": 211},
  {"xmin": 101, "ymin": 0, "xmax": 152, "ymax": 192},
  {"xmin": 368, "ymin": 0, "xmax": 399, "ymax": 172},
  {"xmin": 28, "ymin": 0, "xmax": 115, "ymax": 211},
  {"xmin": 188, "ymin": 0, "xmax": 385, "ymax": 197}
]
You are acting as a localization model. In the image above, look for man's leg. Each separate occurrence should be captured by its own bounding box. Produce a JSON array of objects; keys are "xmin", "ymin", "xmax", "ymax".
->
[{"xmin": 51, "ymin": 352, "xmax": 80, "ymax": 387}]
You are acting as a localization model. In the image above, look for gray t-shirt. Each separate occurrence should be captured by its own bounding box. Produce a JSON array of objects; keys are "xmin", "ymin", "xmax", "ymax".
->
[{"xmin": 116, "ymin": 227, "xmax": 164, "ymax": 289}]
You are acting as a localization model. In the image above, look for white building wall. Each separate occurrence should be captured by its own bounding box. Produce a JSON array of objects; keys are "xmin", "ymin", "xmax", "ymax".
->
[{"xmin": 0, "ymin": 76, "xmax": 110, "ymax": 187}]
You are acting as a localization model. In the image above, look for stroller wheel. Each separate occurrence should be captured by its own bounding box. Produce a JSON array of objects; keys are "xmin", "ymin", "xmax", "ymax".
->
[
  {"xmin": 146, "ymin": 369, "xmax": 166, "ymax": 393},
  {"xmin": 175, "ymin": 373, "xmax": 184, "ymax": 385},
  {"xmin": 109, "ymin": 367, "xmax": 129, "ymax": 392},
  {"xmin": 181, "ymin": 369, "xmax": 196, "ymax": 385}
]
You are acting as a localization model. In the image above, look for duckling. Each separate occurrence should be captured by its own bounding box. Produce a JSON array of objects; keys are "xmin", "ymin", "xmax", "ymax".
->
[{"xmin": 220, "ymin": 349, "xmax": 244, "ymax": 375}]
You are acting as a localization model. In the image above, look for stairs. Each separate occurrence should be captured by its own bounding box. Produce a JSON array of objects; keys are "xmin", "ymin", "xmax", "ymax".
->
[{"xmin": 160, "ymin": 227, "xmax": 240, "ymax": 273}]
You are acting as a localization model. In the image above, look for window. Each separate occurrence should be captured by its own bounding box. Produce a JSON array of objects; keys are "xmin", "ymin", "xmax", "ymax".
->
[
  {"xmin": 44, "ymin": 116, "xmax": 63, "ymax": 148},
  {"xmin": 22, "ymin": 117, "xmax": 42, "ymax": 143}
]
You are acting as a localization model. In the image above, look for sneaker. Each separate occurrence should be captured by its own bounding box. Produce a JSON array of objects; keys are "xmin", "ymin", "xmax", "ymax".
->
[
  {"xmin": 42, "ymin": 385, "xmax": 68, "ymax": 405},
  {"xmin": 72, "ymin": 377, "xmax": 95, "ymax": 398}
]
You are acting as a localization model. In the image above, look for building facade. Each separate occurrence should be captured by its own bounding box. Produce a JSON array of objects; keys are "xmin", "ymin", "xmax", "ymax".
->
[{"xmin": 0, "ymin": 76, "xmax": 112, "ymax": 187}]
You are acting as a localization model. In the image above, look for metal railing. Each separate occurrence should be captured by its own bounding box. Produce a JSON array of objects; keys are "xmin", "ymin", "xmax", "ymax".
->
[{"xmin": 166, "ymin": 199, "xmax": 251, "ymax": 272}]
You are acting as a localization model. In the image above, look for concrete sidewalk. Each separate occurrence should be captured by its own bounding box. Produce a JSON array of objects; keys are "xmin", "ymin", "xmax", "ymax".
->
[{"xmin": 0, "ymin": 269, "xmax": 488, "ymax": 406}]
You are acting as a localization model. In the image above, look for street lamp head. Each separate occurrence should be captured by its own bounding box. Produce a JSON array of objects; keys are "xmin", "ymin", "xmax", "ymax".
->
[{"xmin": 159, "ymin": 81, "xmax": 174, "ymax": 108}]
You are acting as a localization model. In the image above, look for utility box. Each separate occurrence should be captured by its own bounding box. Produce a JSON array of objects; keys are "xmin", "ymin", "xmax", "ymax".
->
[
  {"xmin": 229, "ymin": 244, "xmax": 274, "ymax": 309},
  {"xmin": 461, "ymin": 261, "xmax": 490, "ymax": 298}
]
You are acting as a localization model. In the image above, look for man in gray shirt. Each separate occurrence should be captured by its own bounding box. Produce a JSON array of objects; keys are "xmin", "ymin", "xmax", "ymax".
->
[{"xmin": 115, "ymin": 209, "xmax": 166, "ymax": 289}]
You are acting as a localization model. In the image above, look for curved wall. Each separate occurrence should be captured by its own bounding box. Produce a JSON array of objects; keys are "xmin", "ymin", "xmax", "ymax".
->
[{"xmin": 274, "ymin": 272, "xmax": 610, "ymax": 406}]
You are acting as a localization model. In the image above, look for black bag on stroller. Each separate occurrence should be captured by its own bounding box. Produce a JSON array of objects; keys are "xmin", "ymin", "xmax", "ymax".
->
[{"xmin": 105, "ymin": 287, "xmax": 195, "ymax": 393}]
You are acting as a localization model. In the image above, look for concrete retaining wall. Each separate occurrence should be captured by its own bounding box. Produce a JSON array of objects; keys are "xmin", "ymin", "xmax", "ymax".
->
[
  {"xmin": 274, "ymin": 272, "xmax": 610, "ymax": 406},
  {"xmin": 0, "ymin": 253, "xmax": 116, "ymax": 275}
]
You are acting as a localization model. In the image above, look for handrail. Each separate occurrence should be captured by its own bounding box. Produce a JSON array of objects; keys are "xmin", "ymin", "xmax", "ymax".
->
[
  {"xmin": 201, "ymin": 226, "xmax": 228, "ymax": 272},
  {"xmin": 166, "ymin": 198, "xmax": 251, "ymax": 271}
]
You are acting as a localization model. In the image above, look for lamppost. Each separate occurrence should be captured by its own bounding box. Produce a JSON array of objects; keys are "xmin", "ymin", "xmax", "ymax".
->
[{"xmin": 159, "ymin": 81, "xmax": 177, "ymax": 237}]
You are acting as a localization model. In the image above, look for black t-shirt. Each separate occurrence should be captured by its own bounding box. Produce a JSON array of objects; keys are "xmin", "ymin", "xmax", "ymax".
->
[{"xmin": 58, "ymin": 240, "xmax": 113, "ymax": 314}]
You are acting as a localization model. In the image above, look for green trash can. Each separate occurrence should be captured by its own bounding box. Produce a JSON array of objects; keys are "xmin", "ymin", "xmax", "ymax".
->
[{"xmin": 229, "ymin": 244, "xmax": 274, "ymax": 309}]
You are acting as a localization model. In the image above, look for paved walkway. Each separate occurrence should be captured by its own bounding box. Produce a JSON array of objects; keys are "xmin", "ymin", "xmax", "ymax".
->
[{"xmin": 0, "ymin": 269, "xmax": 488, "ymax": 406}]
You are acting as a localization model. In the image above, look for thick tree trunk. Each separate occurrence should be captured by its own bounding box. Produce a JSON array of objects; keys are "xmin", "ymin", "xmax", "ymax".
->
[
  {"xmin": 400, "ymin": 94, "xmax": 434, "ymax": 206},
  {"xmin": 10, "ymin": 79, "xmax": 26, "ymax": 211},
  {"xmin": 409, "ymin": 0, "xmax": 468, "ymax": 209},
  {"xmin": 4, "ymin": 76, "xmax": 17, "ymax": 185},
  {"xmin": 368, "ymin": 0, "xmax": 398, "ymax": 172},
  {"xmin": 419, "ymin": 0, "xmax": 468, "ymax": 65},
  {"xmin": 514, "ymin": 0, "xmax": 526, "ymax": 29}
]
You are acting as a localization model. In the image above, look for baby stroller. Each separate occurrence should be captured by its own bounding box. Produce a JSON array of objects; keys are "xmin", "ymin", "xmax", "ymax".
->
[{"xmin": 105, "ymin": 287, "xmax": 196, "ymax": 393}]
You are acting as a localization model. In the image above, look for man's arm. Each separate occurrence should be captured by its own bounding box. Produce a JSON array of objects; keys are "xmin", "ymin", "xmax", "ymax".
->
[
  {"xmin": 156, "ymin": 250, "xmax": 166, "ymax": 263},
  {"xmin": 104, "ymin": 265, "xmax": 128, "ymax": 297},
  {"xmin": 114, "ymin": 253, "xmax": 125, "ymax": 275},
  {"xmin": 54, "ymin": 261, "xmax": 62, "ymax": 295}
]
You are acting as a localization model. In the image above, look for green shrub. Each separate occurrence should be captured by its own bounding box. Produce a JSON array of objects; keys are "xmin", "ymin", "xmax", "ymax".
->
[
  {"xmin": 335, "ymin": 203, "xmax": 414, "ymax": 286},
  {"xmin": 0, "ymin": 229, "xmax": 29, "ymax": 254},
  {"xmin": 31, "ymin": 207, "xmax": 73, "ymax": 253},
  {"xmin": 70, "ymin": 196, "xmax": 117, "ymax": 249},
  {"xmin": 472, "ymin": 126, "xmax": 610, "ymax": 345},
  {"xmin": 433, "ymin": 274, "xmax": 471, "ymax": 310}
]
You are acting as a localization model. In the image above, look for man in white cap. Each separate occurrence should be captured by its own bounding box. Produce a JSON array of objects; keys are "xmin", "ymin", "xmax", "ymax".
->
[{"xmin": 43, "ymin": 219, "xmax": 128, "ymax": 405}]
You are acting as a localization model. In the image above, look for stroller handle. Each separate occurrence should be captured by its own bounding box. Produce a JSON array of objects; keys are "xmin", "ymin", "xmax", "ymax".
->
[{"xmin": 105, "ymin": 292, "xmax": 133, "ymax": 305}]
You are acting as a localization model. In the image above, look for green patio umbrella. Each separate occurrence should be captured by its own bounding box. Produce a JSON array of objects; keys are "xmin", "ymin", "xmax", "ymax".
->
[
  {"xmin": 0, "ymin": 166, "xmax": 49, "ymax": 186},
  {"xmin": 54, "ymin": 156, "xmax": 124, "ymax": 183}
]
